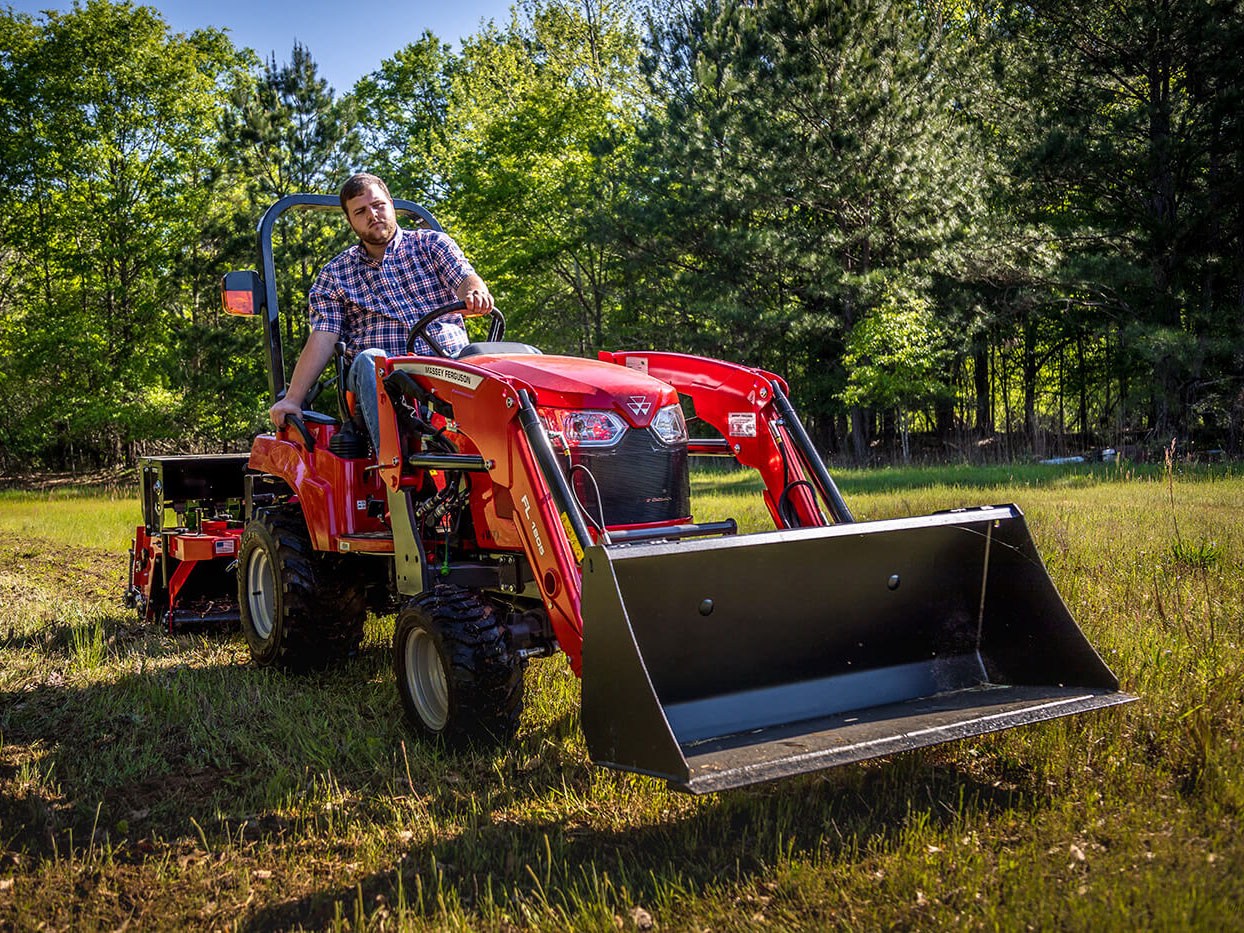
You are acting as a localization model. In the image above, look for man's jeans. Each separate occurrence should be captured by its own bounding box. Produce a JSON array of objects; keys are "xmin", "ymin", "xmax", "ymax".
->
[{"xmin": 346, "ymin": 348, "xmax": 387, "ymax": 453}]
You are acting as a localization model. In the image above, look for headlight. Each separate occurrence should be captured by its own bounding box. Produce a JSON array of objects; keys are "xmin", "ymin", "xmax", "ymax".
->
[
  {"xmin": 649, "ymin": 403, "xmax": 688, "ymax": 445},
  {"xmin": 539, "ymin": 408, "xmax": 627, "ymax": 447}
]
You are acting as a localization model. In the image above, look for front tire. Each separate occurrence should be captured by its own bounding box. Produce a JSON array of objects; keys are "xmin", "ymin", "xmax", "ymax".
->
[
  {"xmin": 237, "ymin": 507, "xmax": 366, "ymax": 670},
  {"xmin": 393, "ymin": 585, "xmax": 524, "ymax": 746}
]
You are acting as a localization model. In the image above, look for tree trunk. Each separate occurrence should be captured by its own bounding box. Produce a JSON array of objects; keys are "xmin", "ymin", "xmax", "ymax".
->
[
  {"xmin": 973, "ymin": 340, "xmax": 992, "ymax": 435},
  {"xmin": 850, "ymin": 406, "xmax": 868, "ymax": 463}
]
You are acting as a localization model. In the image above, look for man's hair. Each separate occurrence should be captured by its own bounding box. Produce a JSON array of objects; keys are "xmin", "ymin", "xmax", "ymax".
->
[{"xmin": 339, "ymin": 173, "xmax": 391, "ymax": 211}]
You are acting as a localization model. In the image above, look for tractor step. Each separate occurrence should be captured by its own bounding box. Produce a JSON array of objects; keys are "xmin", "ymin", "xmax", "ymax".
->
[{"xmin": 337, "ymin": 532, "xmax": 395, "ymax": 553}]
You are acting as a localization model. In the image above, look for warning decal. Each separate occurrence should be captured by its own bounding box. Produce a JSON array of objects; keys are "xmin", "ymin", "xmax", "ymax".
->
[
  {"xmin": 560, "ymin": 512, "xmax": 585, "ymax": 562},
  {"xmin": 728, "ymin": 412, "xmax": 757, "ymax": 437},
  {"xmin": 624, "ymin": 357, "xmax": 649, "ymax": 374}
]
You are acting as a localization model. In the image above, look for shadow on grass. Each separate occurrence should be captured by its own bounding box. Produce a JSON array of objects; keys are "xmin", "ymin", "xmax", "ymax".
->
[
  {"xmin": 0, "ymin": 643, "xmax": 400, "ymax": 856},
  {"xmin": 2, "ymin": 643, "xmax": 1047, "ymax": 930},
  {"xmin": 238, "ymin": 752, "xmax": 1032, "ymax": 930}
]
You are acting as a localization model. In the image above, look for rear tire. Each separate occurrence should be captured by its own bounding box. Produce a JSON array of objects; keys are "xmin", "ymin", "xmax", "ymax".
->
[
  {"xmin": 237, "ymin": 507, "xmax": 366, "ymax": 670},
  {"xmin": 393, "ymin": 585, "xmax": 524, "ymax": 746}
]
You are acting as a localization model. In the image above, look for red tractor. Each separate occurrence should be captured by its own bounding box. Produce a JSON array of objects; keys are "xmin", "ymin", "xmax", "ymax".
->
[{"xmin": 127, "ymin": 195, "xmax": 1133, "ymax": 793}]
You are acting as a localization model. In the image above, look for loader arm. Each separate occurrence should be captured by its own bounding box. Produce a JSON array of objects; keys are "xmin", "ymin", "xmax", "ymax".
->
[
  {"xmin": 599, "ymin": 351, "xmax": 847, "ymax": 527},
  {"xmin": 376, "ymin": 356, "xmax": 589, "ymax": 671}
]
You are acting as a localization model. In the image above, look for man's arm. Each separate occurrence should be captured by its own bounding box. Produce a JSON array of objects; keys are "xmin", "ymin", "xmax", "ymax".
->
[{"xmin": 268, "ymin": 329, "xmax": 338, "ymax": 429}]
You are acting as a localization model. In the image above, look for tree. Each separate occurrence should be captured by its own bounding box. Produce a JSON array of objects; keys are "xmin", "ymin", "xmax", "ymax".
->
[
  {"xmin": 1007, "ymin": 0, "xmax": 1244, "ymax": 447},
  {"xmin": 0, "ymin": 0, "xmax": 244, "ymax": 467},
  {"xmin": 628, "ymin": 0, "xmax": 987, "ymax": 454},
  {"xmin": 220, "ymin": 41, "xmax": 360, "ymax": 200},
  {"xmin": 434, "ymin": 0, "xmax": 644, "ymax": 353},
  {"xmin": 218, "ymin": 42, "xmax": 361, "ymax": 375},
  {"xmin": 840, "ymin": 281, "xmax": 951, "ymax": 461},
  {"xmin": 353, "ymin": 32, "xmax": 456, "ymax": 204}
]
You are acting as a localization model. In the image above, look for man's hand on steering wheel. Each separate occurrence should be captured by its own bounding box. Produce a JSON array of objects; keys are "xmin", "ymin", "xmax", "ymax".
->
[{"xmin": 459, "ymin": 277, "xmax": 494, "ymax": 314}]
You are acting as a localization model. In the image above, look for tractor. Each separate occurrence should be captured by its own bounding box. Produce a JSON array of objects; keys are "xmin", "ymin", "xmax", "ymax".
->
[{"xmin": 126, "ymin": 194, "xmax": 1133, "ymax": 793}]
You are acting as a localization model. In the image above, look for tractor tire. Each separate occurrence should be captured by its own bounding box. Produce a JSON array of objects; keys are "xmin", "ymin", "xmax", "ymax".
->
[
  {"xmin": 393, "ymin": 585, "xmax": 524, "ymax": 747},
  {"xmin": 237, "ymin": 507, "xmax": 366, "ymax": 670}
]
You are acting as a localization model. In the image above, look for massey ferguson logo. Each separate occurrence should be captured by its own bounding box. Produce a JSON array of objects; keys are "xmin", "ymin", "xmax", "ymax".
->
[{"xmin": 627, "ymin": 396, "xmax": 652, "ymax": 417}]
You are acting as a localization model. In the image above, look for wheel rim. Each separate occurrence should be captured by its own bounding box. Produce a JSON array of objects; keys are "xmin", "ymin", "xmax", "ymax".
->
[
  {"xmin": 405, "ymin": 627, "xmax": 448, "ymax": 731},
  {"xmin": 245, "ymin": 547, "xmax": 276, "ymax": 640}
]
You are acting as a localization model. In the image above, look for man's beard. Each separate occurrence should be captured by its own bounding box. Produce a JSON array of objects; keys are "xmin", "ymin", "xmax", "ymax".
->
[{"xmin": 356, "ymin": 220, "xmax": 393, "ymax": 246}]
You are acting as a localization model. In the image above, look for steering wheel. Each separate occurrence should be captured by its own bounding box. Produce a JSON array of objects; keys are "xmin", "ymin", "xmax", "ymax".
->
[{"xmin": 405, "ymin": 301, "xmax": 507, "ymax": 357}]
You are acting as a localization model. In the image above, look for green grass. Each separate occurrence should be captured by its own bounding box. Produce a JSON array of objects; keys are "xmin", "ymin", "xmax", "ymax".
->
[
  {"xmin": 0, "ymin": 485, "xmax": 137, "ymax": 554},
  {"xmin": 1, "ymin": 463, "xmax": 1241, "ymax": 930}
]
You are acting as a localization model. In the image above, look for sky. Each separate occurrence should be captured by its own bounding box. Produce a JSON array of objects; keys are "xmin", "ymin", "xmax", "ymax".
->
[{"xmin": 8, "ymin": 0, "xmax": 518, "ymax": 92}]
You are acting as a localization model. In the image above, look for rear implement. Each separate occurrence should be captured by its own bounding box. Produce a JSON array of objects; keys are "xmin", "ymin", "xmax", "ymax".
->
[{"xmin": 125, "ymin": 455, "xmax": 248, "ymax": 631}]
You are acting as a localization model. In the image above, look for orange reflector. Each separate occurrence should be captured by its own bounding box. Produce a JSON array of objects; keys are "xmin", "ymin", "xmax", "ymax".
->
[{"xmin": 222, "ymin": 289, "xmax": 255, "ymax": 316}]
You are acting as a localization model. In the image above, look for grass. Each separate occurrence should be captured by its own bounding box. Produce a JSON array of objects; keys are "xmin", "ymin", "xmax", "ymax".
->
[
  {"xmin": 0, "ymin": 485, "xmax": 137, "ymax": 554},
  {"xmin": 1, "ymin": 461, "xmax": 1241, "ymax": 930}
]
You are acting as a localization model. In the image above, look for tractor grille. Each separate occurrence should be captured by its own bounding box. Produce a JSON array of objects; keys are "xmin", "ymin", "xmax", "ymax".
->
[{"xmin": 570, "ymin": 428, "xmax": 690, "ymax": 528}]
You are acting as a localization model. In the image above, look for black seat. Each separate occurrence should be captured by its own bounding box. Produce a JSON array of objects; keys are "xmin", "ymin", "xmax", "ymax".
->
[
  {"xmin": 455, "ymin": 341, "xmax": 542, "ymax": 358},
  {"xmin": 299, "ymin": 409, "xmax": 340, "ymax": 426}
]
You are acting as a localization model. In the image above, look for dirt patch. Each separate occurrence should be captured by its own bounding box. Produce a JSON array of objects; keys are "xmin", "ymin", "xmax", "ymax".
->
[
  {"xmin": 0, "ymin": 539, "xmax": 125, "ymax": 604},
  {"xmin": 0, "ymin": 468, "xmax": 134, "ymax": 492}
]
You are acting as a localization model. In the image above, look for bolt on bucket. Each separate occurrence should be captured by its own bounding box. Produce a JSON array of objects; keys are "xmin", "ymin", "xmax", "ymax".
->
[{"xmin": 579, "ymin": 505, "xmax": 1135, "ymax": 794}]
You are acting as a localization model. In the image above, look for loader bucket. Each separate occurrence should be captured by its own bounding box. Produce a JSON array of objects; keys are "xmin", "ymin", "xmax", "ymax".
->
[{"xmin": 580, "ymin": 505, "xmax": 1134, "ymax": 794}]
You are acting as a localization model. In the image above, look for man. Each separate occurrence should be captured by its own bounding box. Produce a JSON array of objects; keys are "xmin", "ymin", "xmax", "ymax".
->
[{"xmin": 267, "ymin": 173, "xmax": 494, "ymax": 449}]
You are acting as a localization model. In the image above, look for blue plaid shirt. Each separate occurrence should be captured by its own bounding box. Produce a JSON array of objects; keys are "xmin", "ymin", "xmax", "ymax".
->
[{"xmin": 309, "ymin": 226, "xmax": 474, "ymax": 358}]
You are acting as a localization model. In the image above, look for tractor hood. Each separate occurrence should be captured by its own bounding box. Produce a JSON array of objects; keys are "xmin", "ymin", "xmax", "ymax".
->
[{"xmin": 471, "ymin": 353, "xmax": 681, "ymax": 429}]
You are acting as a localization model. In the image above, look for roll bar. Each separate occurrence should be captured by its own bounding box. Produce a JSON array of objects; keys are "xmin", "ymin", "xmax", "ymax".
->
[{"xmin": 251, "ymin": 193, "xmax": 442, "ymax": 402}]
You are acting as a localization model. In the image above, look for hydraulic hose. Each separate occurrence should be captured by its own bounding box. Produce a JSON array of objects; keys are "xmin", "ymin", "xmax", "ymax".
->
[{"xmin": 769, "ymin": 381, "xmax": 854, "ymax": 524}]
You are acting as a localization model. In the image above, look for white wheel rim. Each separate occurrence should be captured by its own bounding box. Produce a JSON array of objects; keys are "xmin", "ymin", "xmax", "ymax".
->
[
  {"xmin": 246, "ymin": 548, "xmax": 276, "ymax": 640},
  {"xmin": 405, "ymin": 628, "xmax": 448, "ymax": 731}
]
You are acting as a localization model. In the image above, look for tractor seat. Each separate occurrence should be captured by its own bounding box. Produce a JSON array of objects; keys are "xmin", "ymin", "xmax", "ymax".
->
[
  {"xmin": 299, "ymin": 409, "xmax": 340, "ymax": 426},
  {"xmin": 456, "ymin": 341, "xmax": 542, "ymax": 358}
]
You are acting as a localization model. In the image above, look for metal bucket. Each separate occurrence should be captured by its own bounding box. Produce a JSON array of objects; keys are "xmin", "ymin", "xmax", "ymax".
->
[{"xmin": 580, "ymin": 505, "xmax": 1134, "ymax": 793}]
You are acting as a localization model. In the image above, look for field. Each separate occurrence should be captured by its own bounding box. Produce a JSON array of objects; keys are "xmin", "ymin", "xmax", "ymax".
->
[{"xmin": 1, "ymin": 462, "xmax": 1241, "ymax": 930}]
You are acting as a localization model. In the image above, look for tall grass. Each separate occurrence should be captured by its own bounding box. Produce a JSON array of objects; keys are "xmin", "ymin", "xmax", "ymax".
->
[
  {"xmin": 0, "ymin": 485, "xmax": 137, "ymax": 554},
  {"xmin": 1, "ymin": 464, "xmax": 1241, "ymax": 930}
]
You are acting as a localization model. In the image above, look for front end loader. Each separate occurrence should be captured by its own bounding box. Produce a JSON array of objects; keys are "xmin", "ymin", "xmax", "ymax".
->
[{"xmin": 131, "ymin": 192, "xmax": 1134, "ymax": 794}]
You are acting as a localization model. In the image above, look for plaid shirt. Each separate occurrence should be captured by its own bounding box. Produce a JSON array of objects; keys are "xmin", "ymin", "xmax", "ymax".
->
[{"xmin": 309, "ymin": 226, "xmax": 474, "ymax": 358}]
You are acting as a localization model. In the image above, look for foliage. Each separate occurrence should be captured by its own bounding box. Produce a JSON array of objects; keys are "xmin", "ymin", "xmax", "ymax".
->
[
  {"xmin": 0, "ymin": 0, "xmax": 1242, "ymax": 468},
  {"xmin": 219, "ymin": 41, "xmax": 364, "ymax": 376},
  {"xmin": 352, "ymin": 31, "xmax": 456, "ymax": 203},
  {"xmin": 626, "ymin": 0, "xmax": 986, "ymax": 450},
  {"xmin": 219, "ymin": 40, "xmax": 360, "ymax": 201},
  {"xmin": 992, "ymin": 0, "xmax": 1244, "ymax": 444},
  {"xmin": 435, "ymin": 0, "xmax": 644, "ymax": 353},
  {"xmin": 841, "ymin": 282, "xmax": 951, "ymax": 459},
  {"xmin": 0, "ymin": 0, "xmax": 245, "ymax": 469}
]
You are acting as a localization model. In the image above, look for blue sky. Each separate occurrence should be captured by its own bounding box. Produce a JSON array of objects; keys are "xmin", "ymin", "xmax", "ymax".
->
[{"xmin": 8, "ymin": 0, "xmax": 517, "ymax": 92}]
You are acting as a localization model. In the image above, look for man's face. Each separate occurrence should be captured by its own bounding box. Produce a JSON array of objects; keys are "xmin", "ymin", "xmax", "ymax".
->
[{"xmin": 345, "ymin": 182, "xmax": 397, "ymax": 248}]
